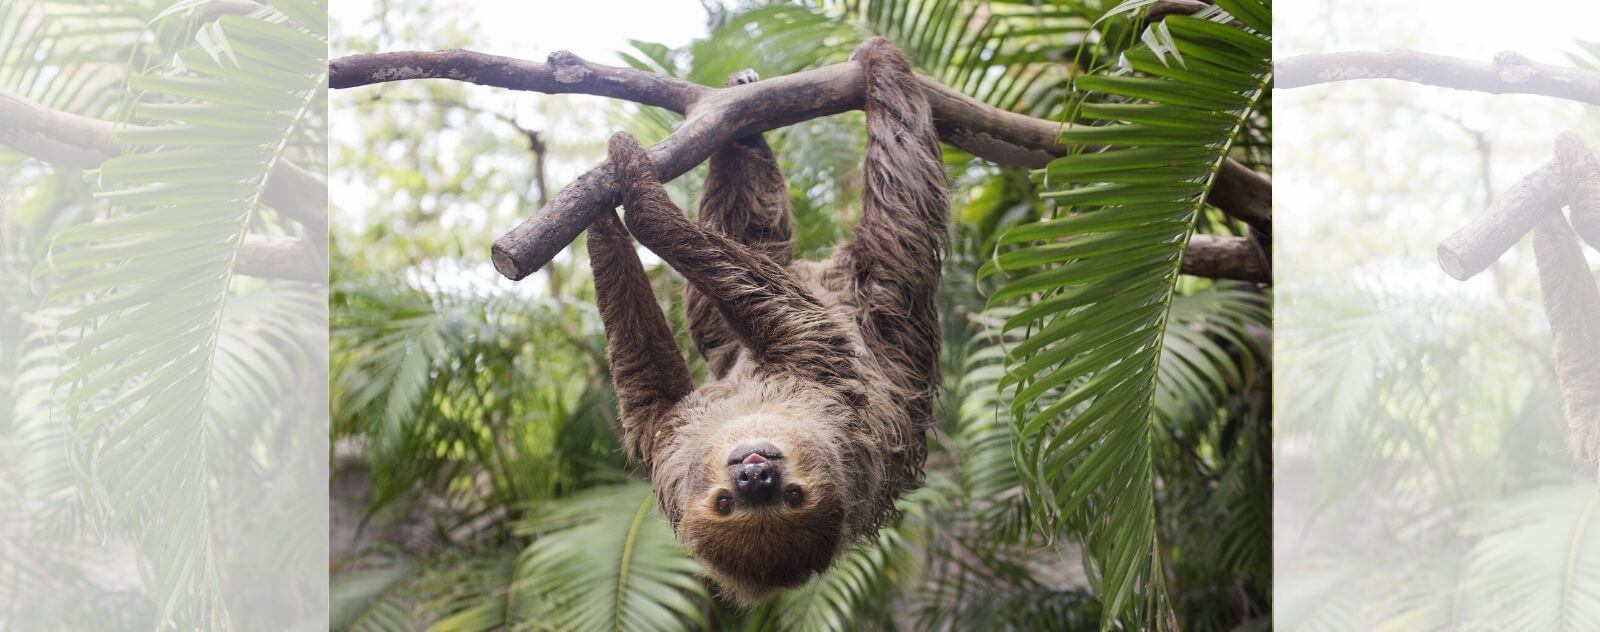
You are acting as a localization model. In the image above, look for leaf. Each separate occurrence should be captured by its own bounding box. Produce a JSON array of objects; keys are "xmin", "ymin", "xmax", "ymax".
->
[
  {"xmin": 36, "ymin": 3, "xmax": 329, "ymax": 626},
  {"xmin": 491, "ymin": 484, "xmax": 708, "ymax": 631},
  {"xmin": 985, "ymin": 4, "xmax": 1272, "ymax": 628}
]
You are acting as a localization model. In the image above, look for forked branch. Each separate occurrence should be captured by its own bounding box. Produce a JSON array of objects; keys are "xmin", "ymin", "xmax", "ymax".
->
[
  {"xmin": 1438, "ymin": 133, "xmax": 1600, "ymax": 280},
  {"xmin": 329, "ymin": 49, "xmax": 1274, "ymax": 282}
]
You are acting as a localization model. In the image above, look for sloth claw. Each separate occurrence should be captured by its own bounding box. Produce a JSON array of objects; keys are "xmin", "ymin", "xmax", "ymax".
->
[{"xmin": 726, "ymin": 68, "xmax": 760, "ymax": 87}]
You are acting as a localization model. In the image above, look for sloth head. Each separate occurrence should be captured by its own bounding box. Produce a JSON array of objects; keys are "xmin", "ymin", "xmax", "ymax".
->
[{"xmin": 672, "ymin": 411, "xmax": 850, "ymax": 604}]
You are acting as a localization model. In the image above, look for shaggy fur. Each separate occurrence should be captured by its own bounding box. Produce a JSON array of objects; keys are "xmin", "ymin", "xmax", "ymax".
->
[
  {"xmin": 1532, "ymin": 212, "xmax": 1600, "ymax": 476},
  {"xmin": 587, "ymin": 38, "xmax": 948, "ymax": 603},
  {"xmin": 1556, "ymin": 133, "xmax": 1600, "ymax": 250}
]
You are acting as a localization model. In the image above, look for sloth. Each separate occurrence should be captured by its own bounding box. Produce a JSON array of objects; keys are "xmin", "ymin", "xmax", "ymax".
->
[{"xmin": 584, "ymin": 37, "xmax": 947, "ymax": 603}]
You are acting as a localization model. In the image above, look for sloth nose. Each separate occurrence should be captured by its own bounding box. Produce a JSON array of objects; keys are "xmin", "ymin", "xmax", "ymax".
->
[{"xmin": 732, "ymin": 461, "xmax": 779, "ymax": 503}]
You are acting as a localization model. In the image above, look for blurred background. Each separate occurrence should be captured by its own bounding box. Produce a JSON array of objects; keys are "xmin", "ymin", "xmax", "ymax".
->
[
  {"xmin": 328, "ymin": 0, "xmax": 1272, "ymax": 629},
  {"xmin": 1275, "ymin": 0, "xmax": 1600, "ymax": 628},
  {"xmin": 2, "ymin": 0, "xmax": 328, "ymax": 629}
]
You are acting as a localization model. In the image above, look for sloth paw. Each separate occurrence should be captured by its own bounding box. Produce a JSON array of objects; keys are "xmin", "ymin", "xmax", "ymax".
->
[
  {"xmin": 849, "ymin": 36, "xmax": 910, "ymax": 73},
  {"xmin": 607, "ymin": 132, "xmax": 659, "ymax": 195},
  {"xmin": 607, "ymin": 132, "xmax": 674, "ymax": 238},
  {"xmin": 725, "ymin": 68, "xmax": 760, "ymax": 87}
]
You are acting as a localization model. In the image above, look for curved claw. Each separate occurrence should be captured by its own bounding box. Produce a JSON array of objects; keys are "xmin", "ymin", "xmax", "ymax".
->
[{"xmin": 726, "ymin": 68, "xmax": 761, "ymax": 87}]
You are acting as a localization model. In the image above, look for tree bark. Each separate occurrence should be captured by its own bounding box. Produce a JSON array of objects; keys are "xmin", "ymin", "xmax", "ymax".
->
[
  {"xmin": 328, "ymin": 49, "xmax": 1273, "ymax": 281},
  {"xmin": 0, "ymin": 88, "xmax": 328, "ymax": 235},
  {"xmin": 1182, "ymin": 235, "xmax": 1268, "ymax": 283},
  {"xmin": 234, "ymin": 235, "xmax": 325, "ymax": 283},
  {"xmin": 1277, "ymin": 50, "xmax": 1600, "ymax": 106},
  {"xmin": 1437, "ymin": 133, "xmax": 1599, "ymax": 280},
  {"xmin": 1437, "ymin": 161, "xmax": 1566, "ymax": 281}
]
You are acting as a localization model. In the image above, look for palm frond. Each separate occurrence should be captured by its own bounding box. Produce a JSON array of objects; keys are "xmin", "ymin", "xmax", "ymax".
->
[
  {"xmin": 1157, "ymin": 289, "xmax": 1269, "ymax": 422},
  {"xmin": 502, "ymin": 483, "xmax": 708, "ymax": 631},
  {"xmin": 825, "ymin": 0, "xmax": 1091, "ymax": 116},
  {"xmin": 1377, "ymin": 485, "xmax": 1600, "ymax": 630},
  {"xmin": 982, "ymin": 2, "xmax": 1272, "ymax": 626},
  {"xmin": 332, "ymin": 277, "xmax": 623, "ymax": 514},
  {"xmin": 332, "ymin": 552, "xmax": 425, "ymax": 632},
  {"xmin": 952, "ymin": 306, "xmax": 1031, "ymax": 535},
  {"xmin": 33, "ymin": 0, "xmax": 328, "ymax": 625},
  {"xmin": 0, "ymin": 0, "xmax": 145, "ymax": 116}
]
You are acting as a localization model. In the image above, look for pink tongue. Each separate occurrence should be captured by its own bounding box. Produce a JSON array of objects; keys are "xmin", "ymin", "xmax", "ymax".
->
[{"xmin": 742, "ymin": 453, "xmax": 766, "ymax": 464}]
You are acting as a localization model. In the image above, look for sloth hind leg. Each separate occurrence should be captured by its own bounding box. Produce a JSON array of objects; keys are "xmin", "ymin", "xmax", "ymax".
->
[{"xmin": 686, "ymin": 69, "xmax": 796, "ymax": 376}]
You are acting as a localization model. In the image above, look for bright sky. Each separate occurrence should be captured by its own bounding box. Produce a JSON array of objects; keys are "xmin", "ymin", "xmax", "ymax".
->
[
  {"xmin": 1276, "ymin": 0, "xmax": 1600, "ymax": 274},
  {"xmin": 330, "ymin": 0, "xmax": 710, "ymax": 293},
  {"xmin": 329, "ymin": 0, "xmax": 711, "ymax": 194},
  {"xmin": 1277, "ymin": 0, "xmax": 1600, "ymax": 62},
  {"xmin": 330, "ymin": 0, "xmax": 708, "ymax": 64}
]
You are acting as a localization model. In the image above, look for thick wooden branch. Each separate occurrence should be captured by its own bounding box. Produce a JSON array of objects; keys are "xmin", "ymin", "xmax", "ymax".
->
[
  {"xmin": 235, "ymin": 235, "xmax": 324, "ymax": 283},
  {"xmin": 1181, "ymin": 234, "xmax": 1268, "ymax": 283},
  {"xmin": 1277, "ymin": 50, "xmax": 1600, "ymax": 106},
  {"xmin": 1145, "ymin": 0, "xmax": 1212, "ymax": 23},
  {"xmin": 0, "ymin": 88, "xmax": 328, "ymax": 233},
  {"xmin": 1, "ymin": 89, "xmax": 327, "ymax": 282},
  {"xmin": 1438, "ymin": 133, "xmax": 1599, "ymax": 280},
  {"xmin": 328, "ymin": 49, "xmax": 1273, "ymax": 281},
  {"xmin": 329, "ymin": 49, "xmax": 704, "ymax": 113},
  {"xmin": 1437, "ymin": 161, "xmax": 1565, "ymax": 280}
]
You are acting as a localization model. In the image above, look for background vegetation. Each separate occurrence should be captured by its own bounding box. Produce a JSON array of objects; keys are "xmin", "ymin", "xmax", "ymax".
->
[
  {"xmin": 328, "ymin": 0, "xmax": 1272, "ymax": 630},
  {"xmin": 2, "ymin": 0, "xmax": 328, "ymax": 628},
  {"xmin": 1275, "ymin": 2, "xmax": 1600, "ymax": 628}
]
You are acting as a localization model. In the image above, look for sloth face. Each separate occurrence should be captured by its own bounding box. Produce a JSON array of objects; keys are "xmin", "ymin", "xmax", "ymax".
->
[{"xmin": 675, "ymin": 414, "xmax": 848, "ymax": 602}]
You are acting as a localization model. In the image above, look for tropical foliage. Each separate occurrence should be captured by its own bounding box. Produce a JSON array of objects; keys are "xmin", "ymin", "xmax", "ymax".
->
[
  {"xmin": 1271, "ymin": 11, "xmax": 1600, "ymax": 627},
  {"xmin": 2, "ymin": 0, "xmax": 328, "ymax": 628},
  {"xmin": 327, "ymin": 0, "xmax": 1272, "ymax": 630}
]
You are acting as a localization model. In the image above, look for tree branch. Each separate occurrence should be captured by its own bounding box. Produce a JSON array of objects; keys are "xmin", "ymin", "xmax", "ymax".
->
[
  {"xmin": 1181, "ymin": 234, "xmax": 1268, "ymax": 283},
  {"xmin": 235, "ymin": 235, "xmax": 324, "ymax": 283},
  {"xmin": 1438, "ymin": 133, "xmax": 1599, "ymax": 280},
  {"xmin": 1145, "ymin": 0, "xmax": 1212, "ymax": 23},
  {"xmin": 0, "ymin": 88, "xmax": 328, "ymax": 234},
  {"xmin": 1277, "ymin": 50, "xmax": 1600, "ymax": 106},
  {"xmin": 328, "ymin": 49, "xmax": 1272, "ymax": 281},
  {"xmin": 1, "ymin": 89, "xmax": 327, "ymax": 283}
]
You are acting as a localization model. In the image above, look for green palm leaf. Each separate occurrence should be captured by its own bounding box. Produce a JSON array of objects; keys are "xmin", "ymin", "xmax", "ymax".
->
[
  {"xmin": 495, "ymin": 484, "xmax": 707, "ymax": 632},
  {"xmin": 1372, "ymin": 485, "xmax": 1600, "ymax": 630},
  {"xmin": 35, "ymin": 0, "xmax": 327, "ymax": 625},
  {"xmin": 0, "ymin": 0, "xmax": 144, "ymax": 115},
  {"xmin": 826, "ymin": 0, "xmax": 1087, "ymax": 116},
  {"xmin": 984, "ymin": 2, "xmax": 1271, "ymax": 627},
  {"xmin": 332, "ymin": 553, "xmax": 425, "ymax": 631}
]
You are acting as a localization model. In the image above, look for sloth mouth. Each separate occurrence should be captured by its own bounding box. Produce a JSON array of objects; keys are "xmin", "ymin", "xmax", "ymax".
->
[{"xmin": 727, "ymin": 441, "xmax": 784, "ymax": 465}]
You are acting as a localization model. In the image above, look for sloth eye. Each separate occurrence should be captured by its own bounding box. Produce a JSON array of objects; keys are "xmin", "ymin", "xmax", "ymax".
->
[
  {"xmin": 714, "ymin": 492, "xmax": 734, "ymax": 515},
  {"xmin": 783, "ymin": 485, "xmax": 805, "ymax": 508}
]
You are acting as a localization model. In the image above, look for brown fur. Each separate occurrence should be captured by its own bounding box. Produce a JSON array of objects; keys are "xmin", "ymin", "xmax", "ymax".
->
[
  {"xmin": 1532, "ymin": 212, "xmax": 1600, "ymax": 475},
  {"xmin": 586, "ymin": 38, "xmax": 947, "ymax": 603},
  {"xmin": 1556, "ymin": 133, "xmax": 1600, "ymax": 250}
]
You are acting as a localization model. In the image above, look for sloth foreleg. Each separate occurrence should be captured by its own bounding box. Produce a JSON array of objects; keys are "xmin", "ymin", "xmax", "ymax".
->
[
  {"xmin": 607, "ymin": 132, "xmax": 857, "ymax": 387},
  {"xmin": 843, "ymin": 37, "xmax": 949, "ymax": 397},
  {"xmin": 587, "ymin": 210, "xmax": 695, "ymax": 466}
]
